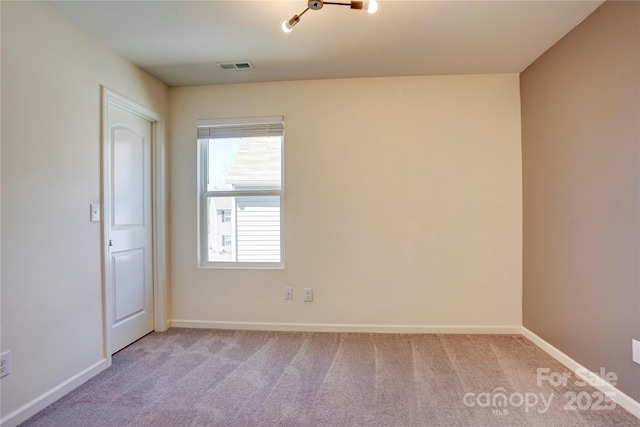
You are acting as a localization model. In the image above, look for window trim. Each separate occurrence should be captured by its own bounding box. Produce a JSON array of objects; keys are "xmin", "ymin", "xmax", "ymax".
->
[{"xmin": 196, "ymin": 116, "xmax": 285, "ymax": 269}]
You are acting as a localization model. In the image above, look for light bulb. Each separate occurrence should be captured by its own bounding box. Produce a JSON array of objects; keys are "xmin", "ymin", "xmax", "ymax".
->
[
  {"xmin": 282, "ymin": 15, "xmax": 299, "ymax": 32},
  {"xmin": 366, "ymin": 0, "xmax": 378, "ymax": 14}
]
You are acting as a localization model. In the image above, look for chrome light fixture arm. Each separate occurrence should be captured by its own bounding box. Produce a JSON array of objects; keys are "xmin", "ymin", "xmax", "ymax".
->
[{"xmin": 282, "ymin": 0, "xmax": 378, "ymax": 32}]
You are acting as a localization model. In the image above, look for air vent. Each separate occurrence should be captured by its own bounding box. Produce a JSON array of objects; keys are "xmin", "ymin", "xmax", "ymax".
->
[{"xmin": 217, "ymin": 61, "xmax": 254, "ymax": 71}]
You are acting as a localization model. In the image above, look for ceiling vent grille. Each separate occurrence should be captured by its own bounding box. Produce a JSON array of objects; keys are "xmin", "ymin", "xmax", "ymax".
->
[{"xmin": 217, "ymin": 61, "xmax": 255, "ymax": 71}]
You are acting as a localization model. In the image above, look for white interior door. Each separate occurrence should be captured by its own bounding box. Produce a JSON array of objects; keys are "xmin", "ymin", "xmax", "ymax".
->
[{"xmin": 106, "ymin": 102, "xmax": 154, "ymax": 353}]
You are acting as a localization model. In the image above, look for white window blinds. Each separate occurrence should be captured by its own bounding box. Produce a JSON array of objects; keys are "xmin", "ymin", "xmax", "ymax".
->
[{"xmin": 196, "ymin": 116, "xmax": 284, "ymax": 139}]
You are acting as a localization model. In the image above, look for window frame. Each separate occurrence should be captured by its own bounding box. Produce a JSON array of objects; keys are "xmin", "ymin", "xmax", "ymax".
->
[{"xmin": 196, "ymin": 116, "xmax": 285, "ymax": 269}]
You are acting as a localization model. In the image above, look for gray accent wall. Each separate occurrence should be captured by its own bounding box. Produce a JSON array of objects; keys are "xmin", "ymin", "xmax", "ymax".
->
[{"xmin": 521, "ymin": 0, "xmax": 640, "ymax": 402}]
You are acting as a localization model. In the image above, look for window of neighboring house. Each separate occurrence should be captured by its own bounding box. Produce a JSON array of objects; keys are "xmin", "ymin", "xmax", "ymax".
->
[{"xmin": 197, "ymin": 116, "xmax": 284, "ymax": 268}]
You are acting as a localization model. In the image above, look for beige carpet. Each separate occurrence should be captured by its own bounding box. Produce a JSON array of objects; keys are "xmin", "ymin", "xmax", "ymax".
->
[{"xmin": 21, "ymin": 329, "xmax": 640, "ymax": 426}]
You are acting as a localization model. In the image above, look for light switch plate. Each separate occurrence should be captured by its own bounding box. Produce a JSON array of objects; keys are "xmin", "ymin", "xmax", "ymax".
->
[{"xmin": 90, "ymin": 203, "xmax": 100, "ymax": 222}]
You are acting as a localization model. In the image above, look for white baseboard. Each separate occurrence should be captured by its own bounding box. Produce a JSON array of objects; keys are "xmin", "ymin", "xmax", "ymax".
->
[
  {"xmin": 522, "ymin": 327, "xmax": 640, "ymax": 419},
  {"xmin": 170, "ymin": 319, "xmax": 522, "ymax": 334},
  {"xmin": 0, "ymin": 359, "xmax": 107, "ymax": 427}
]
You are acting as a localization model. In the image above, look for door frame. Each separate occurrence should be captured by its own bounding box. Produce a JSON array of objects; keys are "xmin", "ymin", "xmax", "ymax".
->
[{"xmin": 101, "ymin": 87, "xmax": 168, "ymax": 366}]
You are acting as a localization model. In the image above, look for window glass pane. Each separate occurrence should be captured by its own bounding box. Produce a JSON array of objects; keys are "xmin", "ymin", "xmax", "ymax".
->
[
  {"xmin": 235, "ymin": 195, "xmax": 280, "ymax": 263},
  {"xmin": 208, "ymin": 197, "xmax": 234, "ymax": 262},
  {"xmin": 207, "ymin": 136, "xmax": 282, "ymax": 192},
  {"xmin": 206, "ymin": 195, "xmax": 280, "ymax": 263}
]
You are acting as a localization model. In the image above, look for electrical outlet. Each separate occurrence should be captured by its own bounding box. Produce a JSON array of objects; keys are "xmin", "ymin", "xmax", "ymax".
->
[
  {"xmin": 633, "ymin": 339, "xmax": 640, "ymax": 365},
  {"xmin": 0, "ymin": 351, "xmax": 11, "ymax": 378},
  {"xmin": 303, "ymin": 287, "xmax": 313, "ymax": 302},
  {"xmin": 284, "ymin": 287, "xmax": 293, "ymax": 300}
]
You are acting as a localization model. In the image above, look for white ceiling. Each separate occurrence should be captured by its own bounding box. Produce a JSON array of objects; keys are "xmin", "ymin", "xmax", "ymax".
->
[{"xmin": 47, "ymin": 0, "xmax": 604, "ymax": 87}]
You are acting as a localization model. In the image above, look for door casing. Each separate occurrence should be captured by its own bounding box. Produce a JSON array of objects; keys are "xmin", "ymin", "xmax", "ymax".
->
[{"xmin": 101, "ymin": 87, "xmax": 167, "ymax": 365}]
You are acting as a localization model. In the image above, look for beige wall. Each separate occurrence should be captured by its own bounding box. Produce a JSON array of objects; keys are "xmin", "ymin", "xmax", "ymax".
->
[
  {"xmin": 521, "ymin": 0, "xmax": 640, "ymax": 402},
  {"xmin": 1, "ymin": 1, "xmax": 169, "ymax": 422},
  {"xmin": 169, "ymin": 75, "xmax": 522, "ymax": 330}
]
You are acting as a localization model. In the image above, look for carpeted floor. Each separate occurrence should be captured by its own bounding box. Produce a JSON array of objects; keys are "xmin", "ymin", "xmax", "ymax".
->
[{"xmin": 21, "ymin": 329, "xmax": 640, "ymax": 426}]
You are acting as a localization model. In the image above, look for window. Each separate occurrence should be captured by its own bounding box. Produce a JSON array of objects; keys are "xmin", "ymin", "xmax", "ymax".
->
[
  {"xmin": 218, "ymin": 209, "xmax": 232, "ymax": 223},
  {"xmin": 197, "ymin": 116, "xmax": 284, "ymax": 268}
]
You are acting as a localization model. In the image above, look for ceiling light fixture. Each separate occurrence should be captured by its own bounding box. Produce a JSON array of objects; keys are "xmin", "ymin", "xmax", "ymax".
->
[{"xmin": 282, "ymin": 0, "xmax": 378, "ymax": 32}]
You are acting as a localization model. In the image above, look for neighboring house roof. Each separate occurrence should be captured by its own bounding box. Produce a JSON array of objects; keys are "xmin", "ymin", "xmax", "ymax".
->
[{"xmin": 226, "ymin": 137, "xmax": 281, "ymax": 188}]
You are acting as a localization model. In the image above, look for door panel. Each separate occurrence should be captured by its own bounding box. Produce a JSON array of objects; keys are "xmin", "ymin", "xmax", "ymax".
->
[
  {"xmin": 113, "ymin": 249, "xmax": 145, "ymax": 322},
  {"xmin": 108, "ymin": 104, "xmax": 153, "ymax": 353},
  {"xmin": 113, "ymin": 127, "xmax": 145, "ymax": 226}
]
